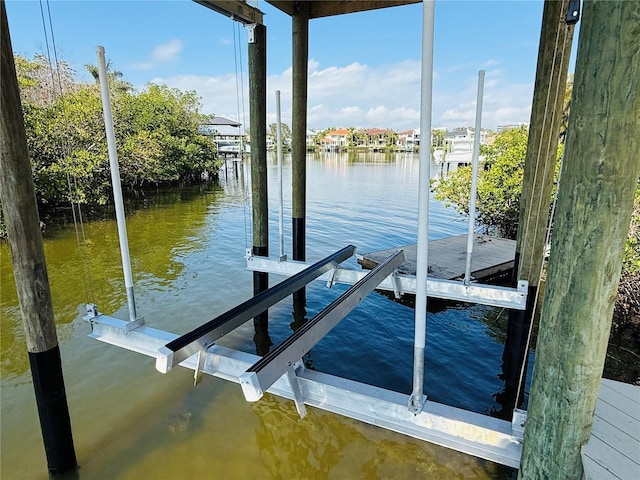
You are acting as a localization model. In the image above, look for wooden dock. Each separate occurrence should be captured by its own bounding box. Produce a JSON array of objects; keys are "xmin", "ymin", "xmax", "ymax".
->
[
  {"xmin": 357, "ymin": 234, "xmax": 516, "ymax": 281},
  {"xmin": 582, "ymin": 379, "xmax": 640, "ymax": 479}
]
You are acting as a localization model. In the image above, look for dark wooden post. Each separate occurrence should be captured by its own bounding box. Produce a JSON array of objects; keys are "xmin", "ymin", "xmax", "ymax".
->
[
  {"xmin": 503, "ymin": 0, "xmax": 575, "ymax": 408},
  {"xmin": 291, "ymin": 2, "xmax": 309, "ymax": 331},
  {"xmin": 519, "ymin": 1, "xmax": 640, "ymax": 478},
  {"xmin": 0, "ymin": 2, "xmax": 77, "ymax": 474},
  {"xmin": 248, "ymin": 23, "xmax": 270, "ymax": 338}
]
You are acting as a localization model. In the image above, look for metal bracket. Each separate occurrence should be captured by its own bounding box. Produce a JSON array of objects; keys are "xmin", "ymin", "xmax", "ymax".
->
[
  {"xmin": 408, "ymin": 394, "xmax": 427, "ymax": 415},
  {"xmin": 326, "ymin": 267, "xmax": 338, "ymax": 289},
  {"xmin": 279, "ymin": 254, "xmax": 288, "ymax": 262},
  {"xmin": 246, "ymin": 24, "xmax": 257, "ymax": 43},
  {"xmin": 286, "ymin": 363, "xmax": 307, "ymax": 418},
  {"xmin": 390, "ymin": 269, "xmax": 402, "ymax": 300},
  {"xmin": 517, "ymin": 280, "xmax": 528, "ymax": 294},
  {"xmin": 565, "ymin": 0, "xmax": 580, "ymax": 24},
  {"xmin": 83, "ymin": 302, "xmax": 144, "ymax": 333},
  {"xmin": 83, "ymin": 303, "xmax": 99, "ymax": 321},
  {"xmin": 511, "ymin": 408, "xmax": 527, "ymax": 440},
  {"xmin": 193, "ymin": 348, "xmax": 207, "ymax": 386},
  {"xmin": 245, "ymin": 248, "xmax": 253, "ymax": 260},
  {"xmin": 82, "ymin": 303, "xmax": 100, "ymax": 332},
  {"xmin": 124, "ymin": 317, "xmax": 145, "ymax": 333}
]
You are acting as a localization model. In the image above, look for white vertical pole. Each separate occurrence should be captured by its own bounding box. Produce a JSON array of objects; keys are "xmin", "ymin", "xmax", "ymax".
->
[
  {"xmin": 464, "ymin": 70, "xmax": 485, "ymax": 286},
  {"xmin": 275, "ymin": 90, "xmax": 286, "ymax": 261},
  {"xmin": 96, "ymin": 46, "xmax": 137, "ymax": 322},
  {"xmin": 409, "ymin": 0, "xmax": 435, "ymax": 414}
]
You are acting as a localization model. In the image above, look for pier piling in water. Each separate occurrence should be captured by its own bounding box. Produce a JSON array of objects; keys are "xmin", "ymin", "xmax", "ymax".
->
[
  {"xmin": 519, "ymin": 0, "xmax": 640, "ymax": 477},
  {"xmin": 503, "ymin": 0, "xmax": 575, "ymax": 409},
  {"xmin": 0, "ymin": 3, "xmax": 77, "ymax": 474},
  {"xmin": 291, "ymin": 3, "xmax": 310, "ymax": 329},
  {"xmin": 249, "ymin": 22, "xmax": 269, "ymax": 337}
]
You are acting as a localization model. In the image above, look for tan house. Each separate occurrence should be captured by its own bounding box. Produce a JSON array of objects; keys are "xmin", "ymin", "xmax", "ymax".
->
[
  {"xmin": 365, "ymin": 128, "xmax": 396, "ymax": 150},
  {"xmin": 323, "ymin": 128, "xmax": 349, "ymax": 151}
]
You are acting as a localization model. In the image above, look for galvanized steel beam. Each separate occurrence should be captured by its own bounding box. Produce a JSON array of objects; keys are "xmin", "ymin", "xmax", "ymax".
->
[
  {"xmin": 156, "ymin": 245, "xmax": 356, "ymax": 373},
  {"xmin": 86, "ymin": 313, "xmax": 523, "ymax": 468},
  {"xmin": 239, "ymin": 250, "xmax": 405, "ymax": 402},
  {"xmin": 246, "ymin": 255, "xmax": 528, "ymax": 310}
]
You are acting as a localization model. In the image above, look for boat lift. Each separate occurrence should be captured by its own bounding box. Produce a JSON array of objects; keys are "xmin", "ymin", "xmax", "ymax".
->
[
  {"xmin": 86, "ymin": 1, "xmax": 530, "ymax": 468},
  {"xmin": 86, "ymin": 240, "xmax": 526, "ymax": 467}
]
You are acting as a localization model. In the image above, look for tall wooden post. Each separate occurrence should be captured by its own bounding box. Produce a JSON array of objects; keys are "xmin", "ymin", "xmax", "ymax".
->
[
  {"xmin": 248, "ymin": 23, "xmax": 269, "ymax": 337},
  {"xmin": 519, "ymin": 1, "xmax": 640, "ymax": 478},
  {"xmin": 291, "ymin": 2, "xmax": 309, "ymax": 331},
  {"xmin": 503, "ymin": 0, "xmax": 575, "ymax": 408},
  {"xmin": 0, "ymin": 2, "xmax": 77, "ymax": 473}
]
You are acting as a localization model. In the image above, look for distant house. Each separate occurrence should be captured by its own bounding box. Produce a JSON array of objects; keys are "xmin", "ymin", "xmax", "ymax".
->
[
  {"xmin": 365, "ymin": 128, "xmax": 386, "ymax": 148},
  {"xmin": 365, "ymin": 128, "xmax": 396, "ymax": 150},
  {"xmin": 398, "ymin": 129, "xmax": 420, "ymax": 151},
  {"xmin": 199, "ymin": 115, "xmax": 245, "ymax": 156},
  {"xmin": 442, "ymin": 128, "xmax": 490, "ymax": 168},
  {"xmin": 323, "ymin": 128, "xmax": 349, "ymax": 151}
]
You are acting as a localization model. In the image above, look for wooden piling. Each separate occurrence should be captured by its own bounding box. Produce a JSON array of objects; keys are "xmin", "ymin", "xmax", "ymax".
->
[
  {"xmin": 519, "ymin": 1, "xmax": 640, "ymax": 478},
  {"xmin": 503, "ymin": 0, "xmax": 575, "ymax": 405},
  {"xmin": 291, "ymin": 3, "xmax": 309, "ymax": 318},
  {"xmin": 248, "ymin": 23, "xmax": 269, "ymax": 329},
  {"xmin": 0, "ymin": 2, "xmax": 76, "ymax": 473}
]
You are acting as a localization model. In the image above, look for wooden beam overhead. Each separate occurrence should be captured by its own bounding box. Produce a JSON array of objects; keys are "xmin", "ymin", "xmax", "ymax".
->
[
  {"xmin": 266, "ymin": 0, "xmax": 421, "ymax": 19},
  {"xmin": 193, "ymin": 0, "xmax": 264, "ymax": 25}
]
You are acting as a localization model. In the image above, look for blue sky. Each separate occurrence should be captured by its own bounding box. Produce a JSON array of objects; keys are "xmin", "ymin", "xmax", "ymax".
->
[{"xmin": 6, "ymin": 0, "xmax": 576, "ymax": 131}]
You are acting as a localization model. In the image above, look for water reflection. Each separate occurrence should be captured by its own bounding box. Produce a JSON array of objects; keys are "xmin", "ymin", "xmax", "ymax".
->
[
  {"xmin": 1, "ymin": 183, "xmax": 229, "ymax": 379},
  {"xmin": 253, "ymin": 322, "xmax": 273, "ymax": 357}
]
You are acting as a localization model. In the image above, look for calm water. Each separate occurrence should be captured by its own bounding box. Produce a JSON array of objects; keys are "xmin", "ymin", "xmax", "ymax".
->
[{"xmin": 1, "ymin": 152, "xmax": 521, "ymax": 479}]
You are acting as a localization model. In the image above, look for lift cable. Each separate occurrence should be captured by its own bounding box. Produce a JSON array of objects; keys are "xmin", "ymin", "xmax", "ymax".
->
[
  {"xmin": 39, "ymin": 0, "xmax": 95, "ymax": 303},
  {"xmin": 233, "ymin": 18, "xmax": 251, "ymax": 251}
]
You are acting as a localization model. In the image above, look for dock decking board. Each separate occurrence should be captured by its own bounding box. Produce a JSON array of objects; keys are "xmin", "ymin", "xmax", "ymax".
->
[
  {"xmin": 582, "ymin": 379, "xmax": 640, "ymax": 480},
  {"xmin": 357, "ymin": 234, "xmax": 516, "ymax": 281}
]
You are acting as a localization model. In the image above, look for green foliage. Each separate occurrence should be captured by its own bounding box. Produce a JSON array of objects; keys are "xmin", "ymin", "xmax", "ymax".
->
[
  {"xmin": 560, "ymin": 74, "xmax": 573, "ymax": 144},
  {"xmin": 313, "ymin": 127, "xmax": 333, "ymax": 147},
  {"xmin": 15, "ymin": 54, "xmax": 220, "ymax": 210},
  {"xmin": 268, "ymin": 122, "xmax": 292, "ymax": 145},
  {"xmin": 14, "ymin": 54, "xmax": 76, "ymax": 106},
  {"xmin": 433, "ymin": 126, "xmax": 531, "ymax": 239},
  {"xmin": 431, "ymin": 129, "xmax": 445, "ymax": 148},
  {"xmin": 622, "ymin": 181, "xmax": 640, "ymax": 276}
]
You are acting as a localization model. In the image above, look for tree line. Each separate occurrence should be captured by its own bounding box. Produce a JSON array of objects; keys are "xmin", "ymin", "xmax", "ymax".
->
[{"xmin": 9, "ymin": 54, "xmax": 220, "ymax": 214}]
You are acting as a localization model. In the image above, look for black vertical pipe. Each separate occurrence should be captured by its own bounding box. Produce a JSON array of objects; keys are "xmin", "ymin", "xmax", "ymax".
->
[
  {"xmin": 0, "ymin": 2, "xmax": 77, "ymax": 473},
  {"xmin": 249, "ymin": 24, "xmax": 269, "ymax": 332}
]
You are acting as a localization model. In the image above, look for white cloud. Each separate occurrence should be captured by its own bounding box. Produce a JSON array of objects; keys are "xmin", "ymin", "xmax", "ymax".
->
[
  {"xmin": 152, "ymin": 39, "xmax": 183, "ymax": 62},
  {"xmin": 149, "ymin": 57, "xmax": 534, "ymax": 131},
  {"xmin": 130, "ymin": 39, "xmax": 184, "ymax": 70}
]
